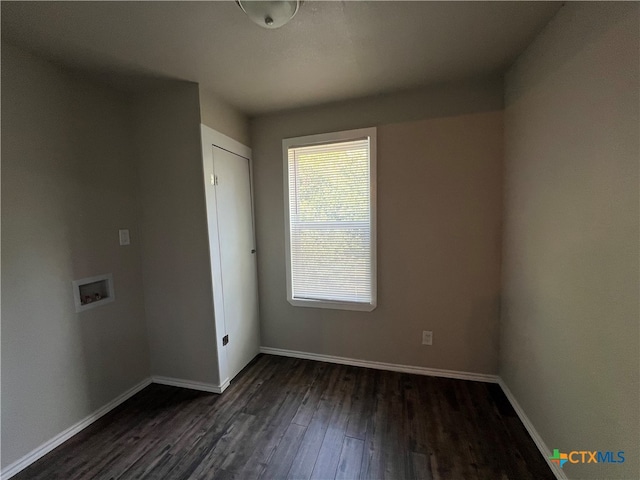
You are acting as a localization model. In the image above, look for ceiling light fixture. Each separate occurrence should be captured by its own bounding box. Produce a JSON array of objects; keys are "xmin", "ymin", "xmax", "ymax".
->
[{"xmin": 236, "ymin": 1, "xmax": 300, "ymax": 29}]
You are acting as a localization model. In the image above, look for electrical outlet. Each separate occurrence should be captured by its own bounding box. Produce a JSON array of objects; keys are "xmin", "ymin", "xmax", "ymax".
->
[
  {"xmin": 119, "ymin": 229, "xmax": 130, "ymax": 246},
  {"xmin": 422, "ymin": 330, "xmax": 433, "ymax": 345}
]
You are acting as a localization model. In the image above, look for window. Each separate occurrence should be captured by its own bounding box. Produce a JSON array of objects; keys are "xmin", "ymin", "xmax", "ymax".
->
[{"xmin": 283, "ymin": 127, "xmax": 376, "ymax": 311}]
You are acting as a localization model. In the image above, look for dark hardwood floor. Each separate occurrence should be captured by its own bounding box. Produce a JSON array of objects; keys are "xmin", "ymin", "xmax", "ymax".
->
[{"xmin": 14, "ymin": 354, "xmax": 554, "ymax": 479}]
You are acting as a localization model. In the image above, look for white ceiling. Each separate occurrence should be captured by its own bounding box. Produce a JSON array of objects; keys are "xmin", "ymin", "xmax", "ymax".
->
[{"xmin": 1, "ymin": 1, "xmax": 562, "ymax": 115}]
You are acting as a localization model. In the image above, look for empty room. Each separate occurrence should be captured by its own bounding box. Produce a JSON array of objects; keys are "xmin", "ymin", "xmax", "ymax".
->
[{"xmin": 1, "ymin": 1, "xmax": 638, "ymax": 480}]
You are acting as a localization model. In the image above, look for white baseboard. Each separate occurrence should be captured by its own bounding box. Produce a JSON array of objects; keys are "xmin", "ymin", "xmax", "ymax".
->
[
  {"xmin": 218, "ymin": 378, "xmax": 231, "ymax": 392},
  {"xmin": 1, "ymin": 377, "xmax": 152, "ymax": 480},
  {"xmin": 497, "ymin": 378, "xmax": 567, "ymax": 480},
  {"xmin": 151, "ymin": 376, "xmax": 228, "ymax": 394},
  {"xmin": 259, "ymin": 346, "xmax": 499, "ymax": 383}
]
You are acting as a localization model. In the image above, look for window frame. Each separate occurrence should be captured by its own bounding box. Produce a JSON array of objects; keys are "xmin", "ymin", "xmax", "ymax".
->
[{"xmin": 282, "ymin": 127, "xmax": 377, "ymax": 311}]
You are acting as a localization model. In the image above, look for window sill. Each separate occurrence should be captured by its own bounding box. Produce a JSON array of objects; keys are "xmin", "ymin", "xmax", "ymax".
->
[{"xmin": 288, "ymin": 297, "xmax": 376, "ymax": 312}]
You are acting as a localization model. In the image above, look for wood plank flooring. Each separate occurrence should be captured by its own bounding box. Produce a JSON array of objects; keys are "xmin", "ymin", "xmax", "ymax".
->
[{"xmin": 13, "ymin": 354, "xmax": 555, "ymax": 480}]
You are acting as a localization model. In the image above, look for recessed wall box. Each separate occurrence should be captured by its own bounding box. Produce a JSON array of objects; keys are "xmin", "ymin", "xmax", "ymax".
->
[{"xmin": 72, "ymin": 274, "xmax": 115, "ymax": 313}]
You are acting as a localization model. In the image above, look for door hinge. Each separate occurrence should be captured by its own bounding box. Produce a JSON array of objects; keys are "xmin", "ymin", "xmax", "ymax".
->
[
  {"xmin": 210, "ymin": 174, "xmax": 219, "ymax": 186},
  {"xmin": 222, "ymin": 335, "xmax": 229, "ymax": 346}
]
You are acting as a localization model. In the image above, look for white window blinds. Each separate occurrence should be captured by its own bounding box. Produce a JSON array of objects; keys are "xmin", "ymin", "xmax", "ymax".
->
[{"xmin": 285, "ymin": 131, "xmax": 376, "ymax": 310}]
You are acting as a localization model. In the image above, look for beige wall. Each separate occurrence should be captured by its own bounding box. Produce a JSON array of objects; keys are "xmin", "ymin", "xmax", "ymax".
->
[
  {"xmin": 500, "ymin": 3, "xmax": 639, "ymax": 479},
  {"xmin": 132, "ymin": 83, "xmax": 220, "ymax": 385},
  {"xmin": 1, "ymin": 44, "xmax": 151, "ymax": 468},
  {"xmin": 199, "ymin": 85, "xmax": 250, "ymax": 146},
  {"xmin": 250, "ymin": 81, "xmax": 504, "ymax": 373}
]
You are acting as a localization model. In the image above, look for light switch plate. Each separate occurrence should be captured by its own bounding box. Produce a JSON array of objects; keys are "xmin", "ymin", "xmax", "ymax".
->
[{"xmin": 119, "ymin": 229, "xmax": 130, "ymax": 246}]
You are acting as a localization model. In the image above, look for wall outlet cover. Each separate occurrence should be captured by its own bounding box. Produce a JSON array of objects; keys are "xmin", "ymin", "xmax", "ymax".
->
[{"xmin": 119, "ymin": 229, "xmax": 130, "ymax": 246}]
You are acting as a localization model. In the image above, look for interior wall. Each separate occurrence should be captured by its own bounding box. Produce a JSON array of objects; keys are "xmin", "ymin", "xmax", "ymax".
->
[
  {"xmin": 500, "ymin": 3, "xmax": 639, "ymax": 479},
  {"xmin": 199, "ymin": 85, "xmax": 250, "ymax": 146},
  {"xmin": 250, "ymin": 80, "xmax": 504, "ymax": 373},
  {"xmin": 132, "ymin": 82, "xmax": 220, "ymax": 385},
  {"xmin": 1, "ymin": 44, "xmax": 151, "ymax": 468}
]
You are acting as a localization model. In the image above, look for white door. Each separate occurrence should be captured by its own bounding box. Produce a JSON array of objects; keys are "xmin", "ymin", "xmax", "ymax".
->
[{"xmin": 212, "ymin": 146, "xmax": 260, "ymax": 381}]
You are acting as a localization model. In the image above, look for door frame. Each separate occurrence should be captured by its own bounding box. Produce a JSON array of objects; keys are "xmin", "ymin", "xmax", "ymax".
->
[{"xmin": 200, "ymin": 124, "xmax": 254, "ymax": 392}]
